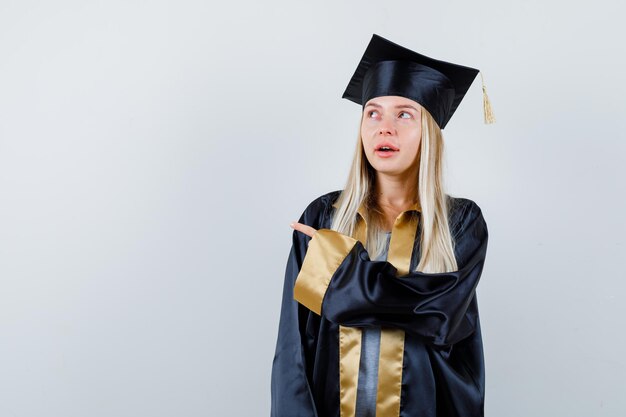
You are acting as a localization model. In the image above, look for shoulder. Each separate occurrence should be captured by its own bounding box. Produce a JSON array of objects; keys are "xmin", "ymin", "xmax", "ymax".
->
[
  {"xmin": 297, "ymin": 189, "xmax": 342, "ymax": 228},
  {"xmin": 447, "ymin": 195, "xmax": 488, "ymax": 239},
  {"xmin": 448, "ymin": 195, "xmax": 483, "ymax": 218}
]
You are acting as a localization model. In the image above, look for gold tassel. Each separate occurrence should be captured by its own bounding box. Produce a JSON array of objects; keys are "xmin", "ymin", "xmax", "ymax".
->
[{"xmin": 480, "ymin": 71, "xmax": 496, "ymax": 124}]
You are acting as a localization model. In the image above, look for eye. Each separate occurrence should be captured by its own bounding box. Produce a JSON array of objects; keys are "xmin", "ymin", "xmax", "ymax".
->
[
  {"xmin": 367, "ymin": 110, "xmax": 379, "ymax": 118},
  {"xmin": 399, "ymin": 111, "xmax": 412, "ymax": 119}
]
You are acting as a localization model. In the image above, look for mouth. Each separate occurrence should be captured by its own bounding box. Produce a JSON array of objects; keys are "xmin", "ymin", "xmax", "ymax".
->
[
  {"xmin": 375, "ymin": 146, "xmax": 398, "ymax": 153},
  {"xmin": 375, "ymin": 142, "xmax": 399, "ymax": 155},
  {"xmin": 374, "ymin": 144, "xmax": 399, "ymax": 158}
]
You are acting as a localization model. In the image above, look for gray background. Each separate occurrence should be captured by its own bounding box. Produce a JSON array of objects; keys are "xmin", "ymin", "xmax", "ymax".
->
[{"xmin": 1, "ymin": 0, "xmax": 625, "ymax": 416}]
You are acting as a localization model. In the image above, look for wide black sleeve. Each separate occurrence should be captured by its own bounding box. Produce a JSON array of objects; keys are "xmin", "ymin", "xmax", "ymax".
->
[
  {"xmin": 270, "ymin": 204, "xmax": 321, "ymax": 417},
  {"xmin": 293, "ymin": 201, "xmax": 488, "ymax": 347}
]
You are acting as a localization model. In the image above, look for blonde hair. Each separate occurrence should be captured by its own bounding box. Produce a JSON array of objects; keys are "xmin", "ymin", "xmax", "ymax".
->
[{"xmin": 329, "ymin": 105, "xmax": 458, "ymax": 273}]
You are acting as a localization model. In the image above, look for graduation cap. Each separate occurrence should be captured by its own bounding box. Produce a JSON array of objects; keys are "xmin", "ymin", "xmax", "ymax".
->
[{"xmin": 342, "ymin": 34, "xmax": 495, "ymax": 129}]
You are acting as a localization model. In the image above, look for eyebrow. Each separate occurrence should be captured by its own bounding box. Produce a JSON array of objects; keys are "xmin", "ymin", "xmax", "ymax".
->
[{"xmin": 364, "ymin": 102, "xmax": 420, "ymax": 112}]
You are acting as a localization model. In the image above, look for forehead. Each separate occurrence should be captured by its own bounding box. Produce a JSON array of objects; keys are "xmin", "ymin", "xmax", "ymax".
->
[{"xmin": 364, "ymin": 95, "xmax": 422, "ymax": 109}]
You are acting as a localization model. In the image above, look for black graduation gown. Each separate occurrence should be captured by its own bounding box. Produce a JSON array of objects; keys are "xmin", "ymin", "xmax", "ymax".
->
[{"xmin": 271, "ymin": 190, "xmax": 489, "ymax": 417}]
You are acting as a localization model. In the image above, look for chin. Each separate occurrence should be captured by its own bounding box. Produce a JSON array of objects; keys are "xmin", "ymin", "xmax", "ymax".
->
[{"xmin": 374, "ymin": 166, "xmax": 406, "ymax": 175}]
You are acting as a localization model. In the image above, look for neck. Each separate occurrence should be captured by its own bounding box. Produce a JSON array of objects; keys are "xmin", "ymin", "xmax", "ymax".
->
[{"xmin": 374, "ymin": 171, "xmax": 418, "ymax": 210}]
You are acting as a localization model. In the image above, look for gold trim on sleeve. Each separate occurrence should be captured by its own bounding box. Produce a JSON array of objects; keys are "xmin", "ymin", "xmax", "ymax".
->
[{"xmin": 294, "ymin": 228, "xmax": 358, "ymax": 315}]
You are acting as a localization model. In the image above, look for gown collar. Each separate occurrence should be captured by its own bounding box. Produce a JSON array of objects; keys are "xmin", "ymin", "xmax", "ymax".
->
[{"xmin": 332, "ymin": 199, "xmax": 422, "ymax": 220}]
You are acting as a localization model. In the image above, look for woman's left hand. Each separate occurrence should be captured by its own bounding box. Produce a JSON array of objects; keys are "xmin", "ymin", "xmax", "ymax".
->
[{"xmin": 290, "ymin": 222, "xmax": 317, "ymax": 238}]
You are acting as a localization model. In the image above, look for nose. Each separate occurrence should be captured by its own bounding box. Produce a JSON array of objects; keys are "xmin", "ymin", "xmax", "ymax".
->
[{"xmin": 378, "ymin": 117, "xmax": 395, "ymax": 136}]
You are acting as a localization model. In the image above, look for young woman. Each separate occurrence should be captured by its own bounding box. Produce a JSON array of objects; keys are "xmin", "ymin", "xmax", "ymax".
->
[{"xmin": 271, "ymin": 34, "xmax": 493, "ymax": 417}]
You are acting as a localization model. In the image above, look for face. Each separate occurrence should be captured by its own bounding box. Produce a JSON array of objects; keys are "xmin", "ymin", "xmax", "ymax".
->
[{"xmin": 361, "ymin": 95, "xmax": 422, "ymax": 177}]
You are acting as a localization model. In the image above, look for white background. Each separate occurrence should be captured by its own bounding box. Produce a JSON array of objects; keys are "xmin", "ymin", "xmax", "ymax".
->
[{"xmin": 1, "ymin": 0, "xmax": 625, "ymax": 416}]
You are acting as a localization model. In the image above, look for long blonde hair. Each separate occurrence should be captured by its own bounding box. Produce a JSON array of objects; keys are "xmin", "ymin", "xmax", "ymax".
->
[{"xmin": 329, "ymin": 105, "xmax": 458, "ymax": 273}]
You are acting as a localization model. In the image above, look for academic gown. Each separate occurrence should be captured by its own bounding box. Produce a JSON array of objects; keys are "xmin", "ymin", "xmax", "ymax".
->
[{"xmin": 270, "ymin": 190, "xmax": 489, "ymax": 417}]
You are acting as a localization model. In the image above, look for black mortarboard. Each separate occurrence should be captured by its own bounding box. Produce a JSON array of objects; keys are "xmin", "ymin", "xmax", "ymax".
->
[{"xmin": 342, "ymin": 34, "xmax": 495, "ymax": 129}]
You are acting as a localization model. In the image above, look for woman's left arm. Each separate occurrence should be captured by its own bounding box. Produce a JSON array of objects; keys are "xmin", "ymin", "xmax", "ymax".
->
[{"xmin": 293, "ymin": 202, "xmax": 488, "ymax": 347}]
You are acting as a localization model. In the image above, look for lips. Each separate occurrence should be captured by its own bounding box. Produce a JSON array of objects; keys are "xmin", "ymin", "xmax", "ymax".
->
[
  {"xmin": 375, "ymin": 141, "xmax": 399, "ymax": 152},
  {"xmin": 374, "ymin": 141, "xmax": 399, "ymax": 159}
]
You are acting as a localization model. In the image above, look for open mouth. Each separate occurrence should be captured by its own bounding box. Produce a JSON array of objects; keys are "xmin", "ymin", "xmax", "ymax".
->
[{"xmin": 374, "ymin": 145, "xmax": 399, "ymax": 158}]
